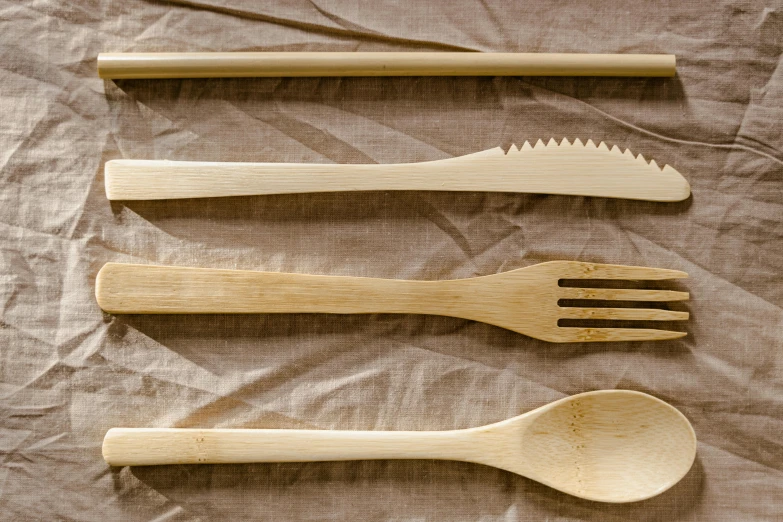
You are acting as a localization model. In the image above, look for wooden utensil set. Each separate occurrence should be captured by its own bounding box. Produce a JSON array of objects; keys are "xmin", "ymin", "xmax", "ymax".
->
[{"xmin": 98, "ymin": 52, "xmax": 696, "ymax": 503}]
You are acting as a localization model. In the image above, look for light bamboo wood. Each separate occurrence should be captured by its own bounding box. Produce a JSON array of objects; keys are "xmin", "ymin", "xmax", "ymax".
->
[
  {"xmin": 102, "ymin": 390, "xmax": 697, "ymax": 503},
  {"xmin": 97, "ymin": 52, "xmax": 676, "ymax": 79},
  {"xmin": 105, "ymin": 139, "xmax": 690, "ymax": 202},
  {"xmin": 95, "ymin": 261, "xmax": 689, "ymax": 342}
]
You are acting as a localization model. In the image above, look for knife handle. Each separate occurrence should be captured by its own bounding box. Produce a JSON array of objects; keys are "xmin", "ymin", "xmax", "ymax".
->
[{"xmin": 104, "ymin": 150, "xmax": 500, "ymax": 200}]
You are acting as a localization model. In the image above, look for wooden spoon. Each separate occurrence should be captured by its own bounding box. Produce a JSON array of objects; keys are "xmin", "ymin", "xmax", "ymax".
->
[{"xmin": 102, "ymin": 390, "xmax": 696, "ymax": 503}]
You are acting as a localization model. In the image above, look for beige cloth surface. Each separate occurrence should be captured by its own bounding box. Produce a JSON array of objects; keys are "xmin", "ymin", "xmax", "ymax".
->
[{"xmin": 2, "ymin": 0, "xmax": 783, "ymax": 520}]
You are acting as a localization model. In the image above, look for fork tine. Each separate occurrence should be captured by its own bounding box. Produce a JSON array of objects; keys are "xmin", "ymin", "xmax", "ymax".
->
[
  {"xmin": 561, "ymin": 308, "xmax": 689, "ymax": 321},
  {"xmin": 559, "ymin": 288, "xmax": 689, "ymax": 301},
  {"xmin": 556, "ymin": 262, "xmax": 688, "ymax": 280},
  {"xmin": 555, "ymin": 328, "xmax": 687, "ymax": 342}
]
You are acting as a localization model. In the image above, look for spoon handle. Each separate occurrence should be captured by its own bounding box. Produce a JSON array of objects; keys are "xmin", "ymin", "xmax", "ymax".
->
[{"xmin": 102, "ymin": 428, "xmax": 477, "ymax": 466}]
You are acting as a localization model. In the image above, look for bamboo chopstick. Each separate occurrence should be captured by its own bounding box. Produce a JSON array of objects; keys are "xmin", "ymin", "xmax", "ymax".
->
[{"xmin": 97, "ymin": 52, "xmax": 676, "ymax": 79}]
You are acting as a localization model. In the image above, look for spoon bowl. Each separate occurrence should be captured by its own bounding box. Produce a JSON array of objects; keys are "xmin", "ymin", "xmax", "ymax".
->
[
  {"xmin": 487, "ymin": 390, "xmax": 697, "ymax": 502},
  {"xmin": 102, "ymin": 390, "xmax": 696, "ymax": 503}
]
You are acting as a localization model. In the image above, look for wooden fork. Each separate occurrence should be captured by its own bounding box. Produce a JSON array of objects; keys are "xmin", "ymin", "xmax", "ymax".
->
[{"xmin": 96, "ymin": 261, "xmax": 689, "ymax": 342}]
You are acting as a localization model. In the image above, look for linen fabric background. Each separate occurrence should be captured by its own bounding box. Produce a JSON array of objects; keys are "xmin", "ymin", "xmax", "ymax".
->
[{"xmin": 1, "ymin": 1, "xmax": 782, "ymax": 520}]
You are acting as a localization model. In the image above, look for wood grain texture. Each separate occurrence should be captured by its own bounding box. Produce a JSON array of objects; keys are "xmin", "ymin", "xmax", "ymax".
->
[
  {"xmin": 95, "ymin": 260, "xmax": 689, "ymax": 343},
  {"xmin": 105, "ymin": 139, "xmax": 690, "ymax": 202},
  {"xmin": 102, "ymin": 390, "xmax": 697, "ymax": 503},
  {"xmin": 97, "ymin": 52, "xmax": 676, "ymax": 79}
]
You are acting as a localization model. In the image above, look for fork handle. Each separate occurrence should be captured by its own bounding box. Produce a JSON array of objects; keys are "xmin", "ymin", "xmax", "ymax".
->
[
  {"xmin": 103, "ymin": 428, "xmax": 479, "ymax": 466},
  {"xmin": 96, "ymin": 263, "xmax": 463, "ymax": 315}
]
